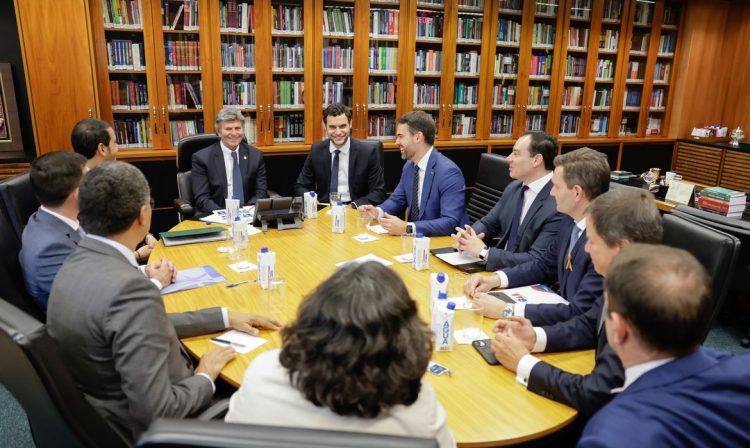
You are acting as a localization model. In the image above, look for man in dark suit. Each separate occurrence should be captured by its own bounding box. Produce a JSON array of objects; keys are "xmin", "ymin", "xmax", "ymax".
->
[
  {"xmin": 452, "ymin": 131, "xmax": 562, "ymax": 271},
  {"xmin": 466, "ymin": 147, "xmax": 610, "ymax": 326},
  {"xmin": 191, "ymin": 106, "xmax": 268, "ymax": 214},
  {"xmin": 579, "ymin": 245, "xmax": 750, "ymax": 446},
  {"xmin": 358, "ymin": 111, "xmax": 469, "ymax": 237},
  {"xmin": 19, "ymin": 151, "xmax": 87, "ymax": 311},
  {"xmin": 293, "ymin": 103, "xmax": 385, "ymax": 206},
  {"xmin": 488, "ymin": 188, "xmax": 663, "ymax": 417},
  {"xmin": 47, "ymin": 161, "xmax": 280, "ymax": 441}
]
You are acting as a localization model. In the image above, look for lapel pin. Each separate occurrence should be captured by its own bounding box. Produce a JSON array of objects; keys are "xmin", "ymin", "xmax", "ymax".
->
[{"xmin": 243, "ymin": 156, "xmax": 247, "ymax": 160}]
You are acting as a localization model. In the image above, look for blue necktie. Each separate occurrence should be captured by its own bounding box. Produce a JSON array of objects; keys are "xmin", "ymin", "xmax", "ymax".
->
[
  {"xmin": 330, "ymin": 150, "xmax": 340, "ymax": 202},
  {"xmin": 504, "ymin": 185, "xmax": 529, "ymax": 250},
  {"xmin": 409, "ymin": 166, "xmax": 421, "ymax": 222},
  {"xmin": 231, "ymin": 151, "xmax": 244, "ymax": 204},
  {"xmin": 566, "ymin": 225, "xmax": 581, "ymax": 271}
]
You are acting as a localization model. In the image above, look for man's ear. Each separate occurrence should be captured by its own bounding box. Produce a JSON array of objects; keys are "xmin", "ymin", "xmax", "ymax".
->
[
  {"xmin": 97, "ymin": 142, "xmax": 108, "ymax": 157},
  {"xmin": 609, "ymin": 311, "xmax": 629, "ymax": 346},
  {"xmin": 71, "ymin": 187, "xmax": 80, "ymax": 203},
  {"xmin": 137, "ymin": 204, "xmax": 149, "ymax": 226}
]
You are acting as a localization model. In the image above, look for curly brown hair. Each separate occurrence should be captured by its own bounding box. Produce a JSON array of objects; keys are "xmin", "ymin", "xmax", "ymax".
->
[{"xmin": 279, "ymin": 261, "xmax": 432, "ymax": 418}]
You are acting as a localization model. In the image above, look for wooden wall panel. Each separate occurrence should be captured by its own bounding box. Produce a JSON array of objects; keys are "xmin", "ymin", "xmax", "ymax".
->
[
  {"xmin": 673, "ymin": 142, "xmax": 722, "ymax": 185},
  {"xmin": 719, "ymin": 151, "xmax": 750, "ymax": 192},
  {"xmin": 720, "ymin": 1, "xmax": 750, "ymax": 133}
]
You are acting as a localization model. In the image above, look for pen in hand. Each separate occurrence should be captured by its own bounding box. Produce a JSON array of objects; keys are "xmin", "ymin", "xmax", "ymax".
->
[
  {"xmin": 226, "ymin": 280, "xmax": 257, "ymax": 288},
  {"xmin": 211, "ymin": 337, "xmax": 246, "ymax": 348}
]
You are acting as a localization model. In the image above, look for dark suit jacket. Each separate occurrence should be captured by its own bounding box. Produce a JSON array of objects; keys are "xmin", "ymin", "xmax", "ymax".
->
[
  {"xmin": 380, "ymin": 149, "xmax": 470, "ymax": 236},
  {"xmin": 19, "ymin": 208, "xmax": 81, "ymax": 311},
  {"xmin": 579, "ymin": 348, "xmax": 750, "ymax": 447},
  {"xmin": 47, "ymin": 237, "xmax": 226, "ymax": 441},
  {"xmin": 502, "ymin": 217, "xmax": 603, "ymax": 326},
  {"xmin": 472, "ymin": 179, "xmax": 562, "ymax": 271},
  {"xmin": 528, "ymin": 297, "xmax": 625, "ymax": 417},
  {"xmin": 191, "ymin": 141, "xmax": 268, "ymax": 213},
  {"xmin": 293, "ymin": 138, "xmax": 386, "ymax": 205}
]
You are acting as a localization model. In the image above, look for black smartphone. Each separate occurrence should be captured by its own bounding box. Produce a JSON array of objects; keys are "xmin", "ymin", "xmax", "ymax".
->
[
  {"xmin": 472, "ymin": 339, "xmax": 501, "ymax": 366},
  {"xmin": 488, "ymin": 290, "xmax": 515, "ymax": 304}
]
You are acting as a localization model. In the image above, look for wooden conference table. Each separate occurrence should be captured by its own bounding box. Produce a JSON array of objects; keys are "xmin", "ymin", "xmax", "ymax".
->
[{"xmin": 154, "ymin": 208, "xmax": 595, "ymax": 447}]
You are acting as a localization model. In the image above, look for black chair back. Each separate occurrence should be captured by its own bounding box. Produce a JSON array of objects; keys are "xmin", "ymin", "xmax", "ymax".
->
[
  {"xmin": 0, "ymin": 172, "xmax": 40, "ymax": 240},
  {"xmin": 0, "ymin": 204, "xmax": 44, "ymax": 321},
  {"xmin": 0, "ymin": 299, "xmax": 130, "ymax": 448},
  {"xmin": 174, "ymin": 134, "xmax": 219, "ymax": 220},
  {"xmin": 662, "ymin": 214, "xmax": 741, "ymax": 338},
  {"xmin": 363, "ymin": 138, "xmax": 386, "ymax": 177},
  {"xmin": 467, "ymin": 153, "xmax": 512, "ymax": 223},
  {"xmin": 138, "ymin": 419, "xmax": 437, "ymax": 448}
]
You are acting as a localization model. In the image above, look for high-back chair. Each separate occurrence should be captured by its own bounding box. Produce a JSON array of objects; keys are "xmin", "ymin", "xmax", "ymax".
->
[
  {"xmin": 173, "ymin": 134, "xmax": 220, "ymax": 220},
  {"xmin": 0, "ymin": 172, "xmax": 40, "ymax": 240},
  {"xmin": 466, "ymin": 153, "xmax": 513, "ymax": 223}
]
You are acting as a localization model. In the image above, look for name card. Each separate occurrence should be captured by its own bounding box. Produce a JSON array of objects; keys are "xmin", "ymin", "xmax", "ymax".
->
[{"xmin": 665, "ymin": 180, "xmax": 695, "ymax": 205}]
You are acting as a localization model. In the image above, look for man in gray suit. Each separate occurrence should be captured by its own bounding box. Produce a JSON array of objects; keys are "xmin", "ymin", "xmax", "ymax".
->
[
  {"xmin": 452, "ymin": 131, "xmax": 562, "ymax": 271},
  {"xmin": 47, "ymin": 161, "xmax": 281, "ymax": 441}
]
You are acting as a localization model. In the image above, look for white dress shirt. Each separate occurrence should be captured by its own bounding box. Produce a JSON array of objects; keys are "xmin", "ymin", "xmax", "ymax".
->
[
  {"xmin": 40, "ymin": 205, "xmax": 80, "ymax": 232},
  {"xmin": 220, "ymin": 141, "xmax": 241, "ymax": 199},
  {"xmin": 505, "ymin": 171, "xmax": 553, "ymax": 250},
  {"xmin": 610, "ymin": 357, "xmax": 674, "ymax": 393},
  {"xmin": 329, "ymin": 137, "xmax": 351, "ymax": 202}
]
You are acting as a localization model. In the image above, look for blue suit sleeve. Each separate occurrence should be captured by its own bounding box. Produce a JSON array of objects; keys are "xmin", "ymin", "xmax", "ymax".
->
[
  {"xmin": 501, "ymin": 235, "xmax": 559, "ymax": 286},
  {"xmin": 541, "ymin": 299, "xmax": 602, "ymax": 352},
  {"xmin": 524, "ymin": 262, "xmax": 603, "ymax": 326},
  {"xmin": 24, "ymin": 241, "xmax": 75, "ymax": 310},
  {"xmin": 484, "ymin": 212, "xmax": 562, "ymax": 271},
  {"xmin": 414, "ymin": 164, "xmax": 468, "ymax": 236}
]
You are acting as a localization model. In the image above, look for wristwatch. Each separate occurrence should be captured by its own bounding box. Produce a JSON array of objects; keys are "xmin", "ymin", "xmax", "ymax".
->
[
  {"xmin": 502, "ymin": 303, "xmax": 515, "ymax": 319},
  {"xmin": 479, "ymin": 246, "xmax": 489, "ymax": 262},
  {"xmin": 405, "ymin": 223, "xmax": 415, "ymax": 236}
]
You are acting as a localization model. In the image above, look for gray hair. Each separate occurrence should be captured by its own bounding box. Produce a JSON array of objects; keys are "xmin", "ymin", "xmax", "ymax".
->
[
  {"xmin": 78, "ymin": 161, "xmax": 150, "ymax": 237},
  {"xmin": 215, "ymin": 106, "xmax": 246, "ymax": 129},
  {"xmin": 588, "ymin": 188, "xmax": 663, "ymax": 246}
]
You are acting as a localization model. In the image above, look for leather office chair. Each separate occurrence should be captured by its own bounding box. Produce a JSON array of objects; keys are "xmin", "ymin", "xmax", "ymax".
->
[
  {"xmin": 174, "ymin": 134, "xmax": 220, "ymax": 220},
  {"xmin": 0, "ymin": 299, "xmax": 131, "ymax": 448},
  {"xmin": 138, "ymin": 419, "xmax": 437, "ymax": 448},
  {"xmin": 670, "ymin": 205, "xmax": 750, "ymax": 347},
  {"xmin": 0, "ymin": 172, "xmax": 40, "ymax": 240},
  {"xmin": 661, "ymin": 213, "xmax": 741, "ymax": 341},
  {"xmin": 467, "ymin": 153, "xmax": 512, "ymax": 223},
  {"xmin": 364, "ymin": 138, "xmax": 386, "ymax": 179}
]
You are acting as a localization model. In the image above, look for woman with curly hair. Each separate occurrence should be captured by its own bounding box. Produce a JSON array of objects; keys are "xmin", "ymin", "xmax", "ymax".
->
[{"xmin": 225, "ymin": 261, "xmax": 455, "ymax": 446}]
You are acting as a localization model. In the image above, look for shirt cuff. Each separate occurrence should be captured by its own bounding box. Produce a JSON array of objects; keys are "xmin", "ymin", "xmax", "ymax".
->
[
  {"xmin": 196, "ymin": 372, "xmax": 216, "ymax": 394},
  {"xmin": 221, "ymin": 307, "xmax": 229, "ymax": 328},
  {"xmin": 150, "ymin": 278, "xmax": 163, "ymax": 290},
  {"xmin": 532, "ymin": 327, "xmax": 547, "ymax": 353},
  {"xmin": 516, "ymin": 354, "xmax": 542, "ymax": 387},
  {"xmin": 494, "ymin": 270, "xmax": 510, "ymax": 288},
  {"xmin": 514, "ymin": 303, "xmax": 526, "ymax": 318}
]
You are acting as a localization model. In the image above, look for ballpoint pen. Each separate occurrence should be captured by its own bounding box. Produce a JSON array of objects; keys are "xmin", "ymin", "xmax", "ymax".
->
[
  {"xmin": 226, "ymin": 280, "xmax": 257, "ymax": 288},
  {"xmin": 211, "ymin": 338, "xmax": 246, "ymax": 348}
]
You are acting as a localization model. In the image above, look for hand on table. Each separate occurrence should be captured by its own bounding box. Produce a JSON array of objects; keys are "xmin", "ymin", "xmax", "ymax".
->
[
  {"xmin": 451, "ymin": 225, "xmax": 486, "ymax": 257},
  {"xmin": 357, "ymin": 204, "xmax": 379, "ymax": 220},
  {"xmin": 473, "ymin": 293, "xmax": 506, "ymax": 319},
  {"xmin": 379, "ymin": 213, "xmax": 407, "ymax": 235},
  {"xmin": 493, "ymin": 316, "xmax": 536, "ymax": 351},
  {"xmin": 146, "ymin": 257, "xmax": 177, "ymax": 286},
  {"xmin": 491, "ymin": 326, "xmax": 531, "ymax": 373},
  {"xmin": 464, "ymin": 273, "xmax": 501, "ymax": 297},
  {"xmin": 228, "ymin": 311, "xmax": 282, "ymax": 336},
  {"xmin": 195, "ymin": 346, "xmax": 237, "ymax": 380}
]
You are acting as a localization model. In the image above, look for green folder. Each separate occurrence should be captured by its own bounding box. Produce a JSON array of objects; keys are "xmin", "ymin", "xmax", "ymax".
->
[{"xmin": 160, "ymin": 226, "xmax": 227, "ymax": 247}]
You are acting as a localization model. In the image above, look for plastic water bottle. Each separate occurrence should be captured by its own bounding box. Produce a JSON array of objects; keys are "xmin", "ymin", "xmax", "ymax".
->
[
  {"xmin": 303, "ymin": 191, "xmax": 318, "ymax": 218},
  {"xmin": 331, "ymin": 201, "xmax": 345, "ymax": 233},
  {"xmin": 257, "ymin": 247, "xmax": 276, "ymax": 289},
  {"xmin": 226, "ymin": 196, "xmax": 240, "ymax": 223},
  {"xmin": 435, "ymin": 302, "xmax": 455, "ymax": 352},
  {"xmin": 412, "ymin": 233, "xmax": 430, "ymax": 271},
  {"xmin": 232, "ymin": 216, "xmax": 248, "ymax": 250},
  {"xmin": 430, "ymin": 272, "xmax": 449, "ymax": 302}
]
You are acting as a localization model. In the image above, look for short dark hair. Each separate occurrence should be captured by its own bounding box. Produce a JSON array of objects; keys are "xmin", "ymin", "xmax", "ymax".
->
[
  {"xmin": 322, "ymin": 103, "xmax": 351, "ymax": 124},
  {"xmin": 397, "ymin": 111, "xmax": 436, "ymax": 146},
  {"xmin": 29, "ymin": 152, "xmax": 87, "ymax": 207},
  {"xmin": 553, "ymin": 147, "xmax": 610, "ymax": 201},
  {"xmin": 589, "ymin": 188, "xmax": 663, "ymax": 246},
  {"xmin": 78, "ymin": 161, "xmax": 150, "ymax": 236},
  {"xmin": 279, "ymin": 261, "xmax": 432, "ymax": 418},
  {"xmin": 71, "ymin": 118, "xmax": 112, "ymax": 159},
  {"xmin": 605, "ymin": 244, "xmax": 712, "ymax": 355},
  {"xmin": 521, "ymin": 131, "xmax": 557, "ymax": 170}
]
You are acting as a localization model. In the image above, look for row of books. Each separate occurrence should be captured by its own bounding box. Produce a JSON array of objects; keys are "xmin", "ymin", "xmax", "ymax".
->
[
  {"xmin": 453, "ymin": 114, "xmax": 476, "ymax": 136},
  {"xmin": 528, "ymin": 85, "xmax": 550, "ymax": 106},
  {"xmin": 368, "ymin": 81, "xmax": 397, "ymax": 106},
  {"xmin": 273, "ymin": 80, "xmax": 304, "ymax": 106},
  {"xmin": 323, "ymin": 79, "xmax": 346, "ymax": 106},
  {"xmin": 102, "ymin": 0, "xmax": 143, "ymax": 28},
  {"xmin": 534, "ymin": 2, "xmax": 557, "ymax": 16},
  {"xmin": 628, "ymin": 61, "xmax": 644, "ymax": 79},
  {"xmin": 458, "ymin": 0, "xmax": 483, "ymax": 10},
  {"xmin": 651, "ymin": 88, "xmax": 666, "ymax": 108},
  {"xmin": 530, "ymin": 54, "xmax": 552, "ymax": 76},
  {"xmin": 369, "ymin": 46, "xmax": 398, "ymax": 71},
  {"xmin": 417, "ymin": 0, "xmax": 444, "ymax": 6},
  {"xmin": 110, "ymin": 80, "xmax": 149, "ymax": 110},
  {"xmin": 456, "ymin": 51, "xmax": 480, "ymax": 74},
  {"xmin": 663, "ymin": 5, "xmax": 680, "ymax": 26},
  {"xmin": 115, "ymin": 117, "xmax": 152, "ymax": 148},
  {"xmin": 593, "ymin": 87, "xmax": 613, "ymax": 107},
  {"xmin": 495, "ymin": 53, "xmax": 518, "ymax": 75},
  {"xmin": 697, "ymin": 187, "xmax": 747, "ymax": 218},
  {"xmin": 170, "ymin": 118, "xmax": 204, "ymax": 146},
  {"xmin": 498, "ymin": 0, "xmax": 521, "ymax": 10},
  {"xmin": 646, "ymin": 115, "xmax": 662, "ymax": 134},
  {"xmin": 532, "ymin": 23, "xmax": 555, "ymax": 45},
  {"xmin": 659, "ymin": 34, "xmax": 676, "ymax": 54},
  {"xmin": 634, "ymin": 2, "xmax": 652, "ymax": 25},
  {"xmin": 220, "ymin": 41, "xmax": 255, "ymax": 71},
  {"xmin": 525, "ymin": 113, "xmax": 546, "ymax": 131},
  {"xmin": 368, "ymin": 114, "xmax": 396, "ymax": 138},
  {"xmin": 569, "ymin": 27, "xmax": 589, "ymax": 49},
  {"xmin": 370, "ymin": 9, "xmax": 399, "ymax": 37},
  {"xmin": 497, "ymin": 18, "xmax": 521, "ymax": 44},
  {"xmin": 560, "ymin": 113, "xmax": 581, "ymax": 135},
  {"xmin": 219, "ymin": 0, "xmax": 254, "ymax": 33},
  {"xmin": 624, "ymin": 88, "xmax": 641, "ymax": 107},
  {"xmin": 222, "ymin": 80, "xmax": 256, "ymax": 107},
  {"xmin": 566, "ymin": 55, "xmax": 586, "ymax": 77},
  {"xmin": 162, "ymin": 0, "xmax": 199, "ymax": 31},
  {"xmin": 597, "ymin": 59, "xmax": 615, "ymax": 79},
  {"xmin": 599, "ymin": 29, "xmax": 619, "ymax": 51},
  {"xmin": 416, "ymin": 10, "xmax": 444, "ymax": 39},
  {"xmin": 415, "ymin": 49, "xmax": 442, "ymax": 73},
  {"xmin": 561, "ymin": 85, "xmax": 583, "ymax": 106},
  {"xmin": 603, "ymin": 0, "xmax": 623, "ymax": 21},
  {"xmin": 454, "ymin": 82, "xmax": 478, "ymax": 106},
  {"xmin": 492, "ymin": 84, "xmax": 515, "ymax": 106},
  {"xmin": 590, "ymin": 113, "xmax": 609, "ymax": 135},
  {"xmin": 244, "ymin": 117, "xmax": 257, "ymax": 144},
  {"xmin": 164, "ymin": 39, "xmax": 200, "ymax": 70},
  {"xmin": 631, "ymin": 33, "xmax": 650, "ymax": 52},
  {"xmin": 272, "ymin": 42, "xmax": 304, "ymax": 70},
  {"xmin": 107, "ymin": 39, "xmax": 146, "ymax": 70},
  {"xmin": 166, "ymin": 76, "xmax": 203, "ymax": 109},
  {"xmin": 570, "ymin": 0, "xmax": 592, "ymax": 20},
  {"xmin": 323, "ymin": 6, "xmax": 353, "ymax": 35},
  {"xmin": 322, "ymin": 46, "xmax": 353, "ymax": 71},
  {"xmin": 457, "ymin": 14, "xmax": 483, "ymax": 41},
  {"xmin": 490, "ymin": 113, "xmax": 513, "ymax": 136},
  {"xmin": 273, "ymin": 113, "xmax": 304, "ymax": 142},
  {"xmin": 654, "ymin": 62, "xmax": 672, "ymax": 81},
  {"xmin": 273, "ymin": 4, "xmax": 303, "ymax": 32},
  {"xmin": 414, "ymin": 83, "xmax": 440, "ymax": 106}
]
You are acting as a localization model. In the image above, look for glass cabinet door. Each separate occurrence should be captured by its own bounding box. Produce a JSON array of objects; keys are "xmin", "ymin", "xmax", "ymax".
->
[
  {"xmin": 526, "ymin": 0, "xmax": 559, "ymax": 133},
  {"xmin": 619, "ymin": 0, "xmax": 653, "ymax": 136},
  {"xmin": 490, "ymin": 0, "xmax": 523, "ymax": 138},
  {"xmin": 559, "ymin": 0, "xmax": 593, "ymax": 137},
  {"xmin": 413, "ymin": 1, "xmax": 446, "ymax": 130},
  {"xmin": 451, "ymin": 0, "xmax": 484, "ymax": 138},
  {"xmin": 366, "ymin": 0, "xmax": 401, "ymax": 140}
]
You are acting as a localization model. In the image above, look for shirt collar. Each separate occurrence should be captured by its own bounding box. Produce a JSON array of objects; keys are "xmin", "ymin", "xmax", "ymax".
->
[
  {"xmin": 220, "ymin": 140, "xmax": 240, "ymax": 157},
  {"xmin": 575, "ymin": 216, "xmax": 587, "ymax": 232},
  {"xmin": 86, "ymin": 234, "xmax": 138, "ymax": 267},
  {"xmin": 415, "ymin": 147, "xmax": 434, "ymax": 172},
  {"xmin": 611, "ymin": 357, "xmax": 675, "ymax": 393},
  {"xmin": 525, "ymin": 171, "xmax": 553, "ymax": 194},
  {"xmin": 40, "ymin": 205, "xmax": 80, "ymax": 231},
  {"xmin": 329, "ymin": 137, "xmax": 350, "ymax": 155}
]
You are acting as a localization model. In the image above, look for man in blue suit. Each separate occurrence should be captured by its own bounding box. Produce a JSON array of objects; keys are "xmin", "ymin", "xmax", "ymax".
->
[
  {"xmin": 192, "ymin": 106, "xmax": 268, "ymax": 214},
  {"xmin": 19, "ymin": 151, "xmax": 87, "ymax": 311},
  {"xmin": 358, "ymin": 111, "xmax": 469, "ymax": 236},
  {"xmin": 466, "ymin": 147, "xmax": 609, "ymax": 325},
  {"xmin": 452, "ymin": 131, "xmax": 562, "ymax": 271},
  {"xmin": 488, "ymin": 188, "xmax": 664, "ymax": 416},
  {"xmin": 579, "ymin": 245, "xmax": 750, "ymax": 446}
]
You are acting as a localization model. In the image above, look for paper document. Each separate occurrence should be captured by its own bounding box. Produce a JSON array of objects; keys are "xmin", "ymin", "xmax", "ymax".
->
[
  {"xmin": 353, "ymin": 234, "xmax": 379, "ymax": 243},
  {"xmin": 200, "ymin": 206, "xmax": 256, "ymax": 225},
  {"xmin": 367, "ymin": 224, "xmax": 389, "ymax": 234},
  {"xmin": 161, "ymin": 265, "xmax": 226, "ymax": 294},
  {"xmin": 490, "ymin": 284, "xmax": 568, "ymax": 305},
  {"xmin": 335, "ymin": 253, "xmax": 393, "ymax": 267},
  {"xmin": 228, "ymin": 261, "xmax": 257, "ymax": 273},
  {"xmin": 453, "ymin": 330, "xmax": 490, "ymax": 345},
  {"xmin": 210, "ymin": 330, "xmax": 268, "ymax": 355},
  {"xmin": 435, "ymin": 251, "xmax": 482, "ymax": 266}
]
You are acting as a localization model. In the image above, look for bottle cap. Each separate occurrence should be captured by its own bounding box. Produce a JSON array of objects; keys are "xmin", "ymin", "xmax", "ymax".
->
[
  {"xmin": 260, "ymin": 247, "xmax": 268, "ymax": 253},
  {"xmin": 234, "ymin": 216, "xmax": 240, "ymax": 221},
  {"xmin": 309, "ymin": 191, "xmax": 315, "ymax": 197},
  {"xmin": 416, "ymin": 232, "xmax": 424, "ymax": 238},
  {"xmin": 232, "ymin": 195, "xmax": 237, "ymax": 199},
  {"xmin": 337, "ymin": 201, "xmax": 343, "ymax": 206},
  {"xmin": 437, "ymin": 272, "xmax": 446, "ymax": 282},
  {"xmin": 447, "ymin": 302, "xmax": 456, "ymax": 310},
  {"xmin": 438, "ymin": 292, "xmax": 448, "ymax": 300}
]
